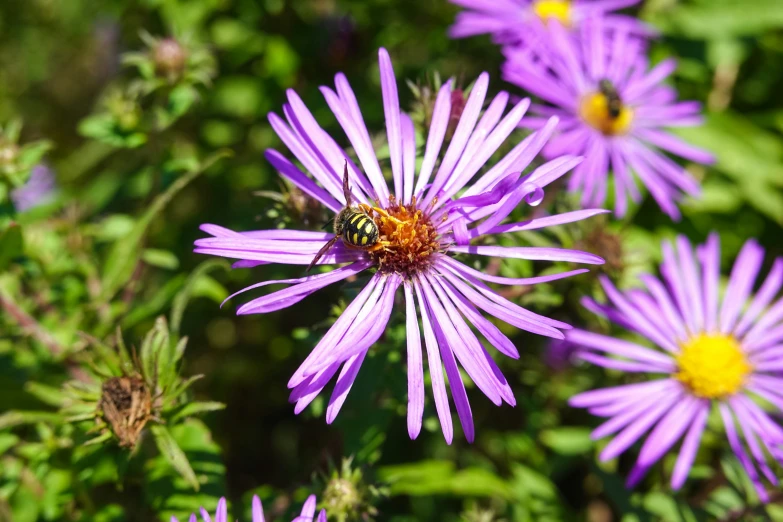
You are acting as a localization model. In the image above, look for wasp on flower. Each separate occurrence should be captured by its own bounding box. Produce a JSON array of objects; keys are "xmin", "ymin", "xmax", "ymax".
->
[{"xmin": 195, "ymin": 48, "xmax": 607, "ymax": 443}]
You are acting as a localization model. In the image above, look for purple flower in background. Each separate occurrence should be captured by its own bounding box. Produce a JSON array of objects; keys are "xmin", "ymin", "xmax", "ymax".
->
[
  {"xmin": 171, "ymin": 495, "xmax": 326, "ymax": 522},
  {"xmin": 503, "ymin": 19, "xmax": 714, "ymax": 219},
  {"xmin": 569, "ymin": 234, "xmax": 783, "ymax": 501},
  {"xmin": 11, "ymin": 164, "xmax": 57, "ymax": 212},
  {"xmin": 449, "ymin": 0, "xmax": 649, "ymax": 46},
  {"xmin": 195, "ymin": 48, "xmax": 606, "ymax": 443}
]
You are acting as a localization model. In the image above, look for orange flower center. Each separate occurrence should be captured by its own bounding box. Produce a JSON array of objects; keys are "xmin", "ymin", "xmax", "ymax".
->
[{"xmin": 369, "ymin": 196, "xmax": 441, "ymax": 276}]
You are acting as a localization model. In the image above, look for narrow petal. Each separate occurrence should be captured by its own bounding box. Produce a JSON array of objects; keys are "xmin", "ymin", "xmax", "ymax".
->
[
  {"xmin": 450, "ymin": 244, "xmax": 604, "ymax": 264},
  {"xmin": 600, "ymin": 388, "xmax": 682, "ymax": 461},
  {"xmin": 720, "ymin": 239, "xmax": 764, "ymax": 334},
  {"xmin": 401, "ymin": 112, "xmax": 416, "ymax": 205},
  {"xmin": 404, "ymin": 283, "xmax": 425, "ymax": 439},
  {"xmin": 379, "ymin": 48, "xmax": 403, "ymax": 198},
  {"xmin": 252, "ymin": 495, "xmax": 265, "ymax": 522},
  {"xmin": 671, "ymin": 402, "xmax": 710, "ymax": 489},
  {"xmin": 567, "ymin": 329, "xmax": 676, "ymax": 369},
  {"xmin": 288, "ymin": 274, "xmax": 382, "ymax": 387},
  {"xmin": 236, "ymin": 262, "xmax": 371, "ymax": 315},
  {"xmin": 413, "ymin": 279, "xmax": 453, "ymax": 444},
  {"xmin": 736, "ymin": 258, "xmax": 783, "ymax": 337},
  {"xmin": 326, "ymin": 351, "xmax": 367, "ymax": 423}
]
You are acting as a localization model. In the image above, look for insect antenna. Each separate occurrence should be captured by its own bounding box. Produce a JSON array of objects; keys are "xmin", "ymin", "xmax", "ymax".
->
[
  {"xmin": 342, "ymin": 160, "xmax": 353, "ymax": 207},
  {"xmin": 306, "ymin": 236, "xmax": 339, "ymax": 272}
]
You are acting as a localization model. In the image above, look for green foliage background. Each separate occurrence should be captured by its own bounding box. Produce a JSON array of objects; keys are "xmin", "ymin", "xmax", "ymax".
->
[{"xmin": 1, "ymin": 0, "xmax": 782, "ymax": 520}]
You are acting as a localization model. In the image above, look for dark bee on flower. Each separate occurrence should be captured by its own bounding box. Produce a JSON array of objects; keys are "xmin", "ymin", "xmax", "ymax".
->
[
  {"xmin": 598, "ymin": 78, "xmax": 623, "ymax": 120},
  {"xmin": 307, "ymin": 162, "xmax": 388, "ymax": 272}
]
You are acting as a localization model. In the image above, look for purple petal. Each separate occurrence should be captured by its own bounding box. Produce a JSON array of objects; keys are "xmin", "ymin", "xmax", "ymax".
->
[
  {"xmin": 414, "ymin": 81, "xmax": 452, "ymax": 198},
  {"xmin": 599, "ymin": 387, "xmax": 682, "ymax": 461},
  {"xmin": 401, "ymin": 112, "xmax": 416, "ymax": 205},
  {"xmin": 413, "ymin": 279, "xmax": 453, "ymax": 444},
  {"xmin": 422, "ymin": 73, "xmax": 490, "ymax": 209},
  {"xmin": 736, "ymin": 258, "xmax": 783, "ymax": 337},
  {"xmin": 696, "ymin": 233, "xmax": 721, "ymax": 333},
  {"xmin": 265, "ymin": 149, "xmax": 342, "ymax": 213},
  {"xmin": 634, "ymin": 127, "xmax": 714, "ymax": 165},
  {"xmin": 567, "ymin": 329, "xmax": 676, "ymax": 369},
  {"xmin": 236, "ymin": 262, "xmax": 370, "ymax": 315},
  {"xmin": 252, "ymin": 495, "xmax": 265, "ymax": 522},
  {"xmin": 326, "ymin": 351, "xmax": 367, "ymax": 423},
  {"xmin": 627, "ymin": 396, "xmax": 703, "ymax": 487},
  {"xmin": 486, "ymin": 209, "xmax": 608, "ymax": 236},
  {"xmin": 671, "ymin": 402, "xmax": 710, "ymax": 490},
  {"xmin": 450, "ymin": 244, "xmax": 604, "ymax": 265},
  {"xmin": 378, "ymin": 48, "xmax": 403, "ymax": 199},
  {"xmin": 440, "ymin": 255, "xmax": 589, "ymax": 287},
  {"xmin": 420, "ymin": 280, "xmax": 476, "ymax": 442},
  {"xmin": 288, "ymin": 274, "xmax": 382, "ymax": 387},
  {"xmin": 720, "ymin": 239, "xmax": 764, "ymax": 335},
  {"xmin": 404, "ymin": 283, "xmax": 425, "ymax": 439}
]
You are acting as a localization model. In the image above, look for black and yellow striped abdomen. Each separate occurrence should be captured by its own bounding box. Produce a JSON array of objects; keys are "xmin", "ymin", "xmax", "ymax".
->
[{"xmin": 337, "ymin": 210, "xmax": 379, "ymax": 248}]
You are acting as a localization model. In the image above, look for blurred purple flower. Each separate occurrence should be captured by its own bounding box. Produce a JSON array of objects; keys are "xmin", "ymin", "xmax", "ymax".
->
[
  {"xmin": 569, "ymin": 234, "xmax": 783, "ymax": 501},
  {"xmin": 11, "ymin": 164, "xmax": 57, "ymax": 212},
  {"xmin": 503, "ymin": 19, "xmax": 714, "ymax": 219},
  {"xmin": 171, "ymin": 495, "xmax": 326, "ymax": 522},
  {"xmin": 449, "ymin": 0, "xmax": 649, "ymax": 46},
  {"xmin": 195, "ymin": 48, "xmax": 606, "ymax": 443}
]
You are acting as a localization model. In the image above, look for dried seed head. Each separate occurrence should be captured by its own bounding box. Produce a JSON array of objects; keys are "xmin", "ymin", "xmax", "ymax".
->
[{"xmin": 99, "ymin": 376, "xmax": 152, "ymax": 448}]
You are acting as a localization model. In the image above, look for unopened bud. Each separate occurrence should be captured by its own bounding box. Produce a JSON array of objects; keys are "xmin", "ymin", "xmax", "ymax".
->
[{"xmin": 153, "ymin": 38, "xmax": 188, "ymax": 80}]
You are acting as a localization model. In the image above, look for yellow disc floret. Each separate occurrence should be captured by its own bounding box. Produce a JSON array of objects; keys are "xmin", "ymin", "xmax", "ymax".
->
[
  {"xmin": 579, "ymin": 92, "xmax": 634, "ymax": 136},
  {"xmin": 533, "ymin": 0, "xmax": 572, "ymax": 25},
  {"xmin": 676, "ymin": 334, "xmax": 752, "ymax": 399}
]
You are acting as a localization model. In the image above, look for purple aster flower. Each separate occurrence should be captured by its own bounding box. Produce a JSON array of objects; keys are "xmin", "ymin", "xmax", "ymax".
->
[
  {"xmin": 11, "ymin": 164, "xmax": 57, "ymax": 212},
  {"xmin": 503, "ymin": 19, "xmax": 715, "ymax": 219},
  {"xmin": 195, "ymin": 48, "xmax": 606, "ymax": 443},
  {"xmin": 568, "ymin": 234, "xmax": 783, "ymax": 501},
  {"xmin": 171, "ymin": 495, "xmax": 326, "ymax": 522},
  {"xmin": 449, "ymin": 0, "xmax": 650, "ymax": 46}
]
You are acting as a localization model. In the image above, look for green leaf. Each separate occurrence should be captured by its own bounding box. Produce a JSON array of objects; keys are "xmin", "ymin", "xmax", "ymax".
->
[
  {"xmin": 170, "ymin": 259, "xmax": 230, "ymax": 335},
  {"xmin": 121, "ymin": 274, "xmax": 187, "ymax": 329},
  {"xmin": 150, "ymin": 424, "xmax": 200, "ymax": 491},
  {"xmin": 539, "ymin": 427, "xmax": 593, "ymax": 456},
  {"xmin": 651, "ymin": 0, "xmax": 783, "ymax": 38},
  {"xmin": 100, "ymin": 151, "xmax": 230, "ymax": 300},
  {"xmin": 144, "ymin": 419, "xmax": 225, "ymax": 519},
  {"xmin": 169, "ymin": 401, "xmax": 225, "ymax": 423},
  {"xmin": 0, "ymin": 411, "xmax": 61, "ymax": 429},
  {"xmin": 0, "ymin": 222, "xmax": 23, "ymax": 270},
  {"xmin": 377, "ymin": 460, "xmax": 513, "ymax": 499},
  {"xmin": 24, "ymin": 382, "xmax": 66, "ymax": 408}
]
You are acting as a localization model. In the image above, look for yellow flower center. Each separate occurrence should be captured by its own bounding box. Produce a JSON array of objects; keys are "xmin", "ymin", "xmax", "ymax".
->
[
  {"xmin": 532, "ymin": 0, "xmax": 572, "ymax": 25},
  {"xmin": 579, "ymin": 91, "xmax": 634, "ymax": 136},
  {"xmin": 675, "ymin": 334, "xmax": 752, "ymax": 399}
]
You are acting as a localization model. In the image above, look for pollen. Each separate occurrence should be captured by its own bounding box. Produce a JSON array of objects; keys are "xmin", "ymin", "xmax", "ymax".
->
[
  {"xmin": 579, "ymin": 92, "xmax": 634, "ymax": 136},
  {"xmin": 675, "ymin": 334, "xmax": 752, "ymax": 399},
  {"xmin": 533, "ymin": 0, "xmax": 572, "ymax": 25},
  {"xmin": 368, "ymin": 196, "xmax": 441, "ymax": 277}
]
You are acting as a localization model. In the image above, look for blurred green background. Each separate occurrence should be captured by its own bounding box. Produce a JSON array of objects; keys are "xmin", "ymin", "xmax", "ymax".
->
[{"xmin": 1, "ymin": 0, "xmax": 783, "ymax": 520}]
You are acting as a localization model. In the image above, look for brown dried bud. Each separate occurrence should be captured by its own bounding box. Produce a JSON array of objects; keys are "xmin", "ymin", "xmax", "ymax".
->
[
  {"xmin": 447, "ymin": 89, "xmax": 467, "ymax": 138},
  {"xmin": 99, "ymin": 376, "xmax": 152, "ymax": 448}
]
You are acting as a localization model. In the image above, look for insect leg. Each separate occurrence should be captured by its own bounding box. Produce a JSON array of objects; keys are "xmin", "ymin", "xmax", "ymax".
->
[
  {"xmin": 306, "ymin": 235, "xmax": 340, "ymax": 272},
  {"xmin": 343, "ymin": 160, "xmax": 353, "ymax": 207}
]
